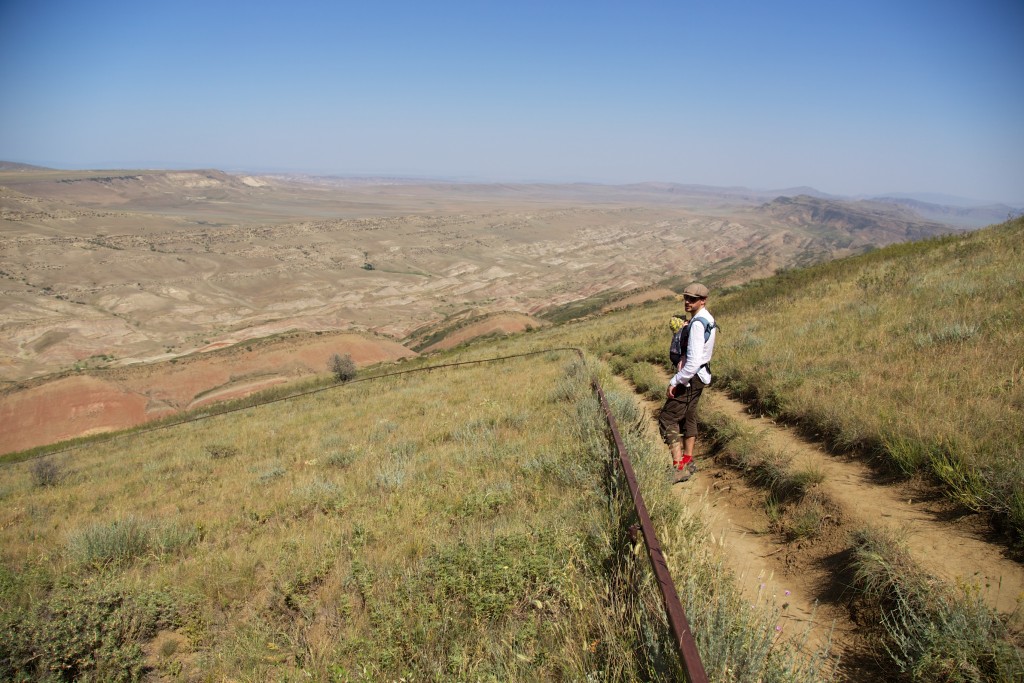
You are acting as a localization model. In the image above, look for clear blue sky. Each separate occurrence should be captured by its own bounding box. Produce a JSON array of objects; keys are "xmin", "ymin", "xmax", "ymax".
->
[{"xmin": 1, "ymin": 0, "xmax": 1022, "ymax": 203}]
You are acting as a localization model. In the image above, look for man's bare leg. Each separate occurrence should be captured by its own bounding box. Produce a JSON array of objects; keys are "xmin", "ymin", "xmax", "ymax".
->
[
  {"xmin": 670, "ymin": 441, "xmax": 683, "ymax": 469},
  {"xmin": 682, "ymin": 435, "xmax": 696, "ymax": 465}
]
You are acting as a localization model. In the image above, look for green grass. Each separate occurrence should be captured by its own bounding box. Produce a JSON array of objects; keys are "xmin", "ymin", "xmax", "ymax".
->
[
  {"xmin": 0, "ymin": 571, "xmax": 179, "ymax": 683},
  {"xmin": 15, "ymin": 216, "xmax": 1021, "ymax": 679},
  {"xmin": 0, "ymin": 339, "xmax": 834, "ymax": 680},
  {"xmin": 2, "ymin": 354, "xmax": 623, "ymax": 680},
  {"xmin": 850, "ymin": 527, "xmax": 1024, "ymax": 682}
]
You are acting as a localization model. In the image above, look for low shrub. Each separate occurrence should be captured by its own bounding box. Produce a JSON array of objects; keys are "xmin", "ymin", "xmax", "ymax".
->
[
  {"xmin": 323, "ymin": 448, "xmax": 358, "ymax": 468},
  {"xmin": 623, "ymin": 361, "xmax": 664, "ymax": 402},
  {"xmin": 375, "ymin": 459, "xmax": 407, "ymax": 491},
  {"xmin": 204, "ymin": 443, "xmax": 238, "ymax": 460},
  {"xmin": 0, "ymin": 575, "xmax": 177, "ymax": 682},
  {"xmin": 256, "ymin": 465, "xmax": 286, "ymax": 483},
  {"xmin": 67, "ymin": 516, "xmax": 154, "ymax": 569},
  {"xmin": 328, "ymin": 353, "xmax": 357, "ymax": 382},
  {"xmin": 292, "ymin": 479, "xmax": 346, "ymax": 514},
  {"xmin": 31, "ymin": 457, "xmax": 64, "ymax": 487},
  {"xmin": 786, "ymin": 495, "xmax": 830, "ymax": 540},
  {"xmin": 67, "ymin": 516, "xmax": 199, "ymax": 569}
]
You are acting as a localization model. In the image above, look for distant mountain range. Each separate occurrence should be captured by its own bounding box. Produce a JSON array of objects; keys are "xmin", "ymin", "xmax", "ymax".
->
[
  {"xmin": 868, "ymin": 191, "xmax": 1019, "ymax": 208},
  {"xmin": 0, "ymin": 161, "xmax": 53, "ymax": 171},
  {"xmin": 2, "ymin": 161, "xmax": 1017, "ymax": 228},
  {"xmin": 756, "ymin": 195, "xmax": 953, "ymax": 243},
  {"xmin": 868, "ymin": 196, "xmax": 1020, "ymax": 228}
]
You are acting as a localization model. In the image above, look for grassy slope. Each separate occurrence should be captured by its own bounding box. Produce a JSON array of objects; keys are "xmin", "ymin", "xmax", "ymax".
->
[
  {"xmin": 0, "ymin": 340, "xmax": 830, "ymax": 681},
  {"xmin": 7, "ymin": 217, "xmax": 1021, "ymax": 681},
  {"xmin": 715, "ymin": 217, "xmax": 1024, "ymax": 539},
  {"xmin": 576, "ymin": 216, "xmax": 1024, "ymax": 544},
  {"xmin": 542, "ymin": 217, "xmax": 1024, "ymax": 680}
]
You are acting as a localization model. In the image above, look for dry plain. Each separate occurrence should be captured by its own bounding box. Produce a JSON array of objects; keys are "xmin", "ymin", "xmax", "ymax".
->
[{"xmin": 0, "ymin": 167, "xmax": 963, "ymax": 453}]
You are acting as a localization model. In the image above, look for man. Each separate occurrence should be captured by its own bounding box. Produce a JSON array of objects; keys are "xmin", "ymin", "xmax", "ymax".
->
[{"xmin": 659, "ymin": 283, "xmax": 716, "ymax": 483}]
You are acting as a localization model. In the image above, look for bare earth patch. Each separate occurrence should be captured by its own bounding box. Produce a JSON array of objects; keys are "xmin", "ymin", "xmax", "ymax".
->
[
  {"xmin": 420, "ymin": 313, "xmax": 546, "ymax": 352},
  {"xmin": 600, "ymin": 287, "xmax": 678, "ymax": 312},
  {"xmin": 0, "ymin": 331, "xmax": 414, "ymax": 454}
]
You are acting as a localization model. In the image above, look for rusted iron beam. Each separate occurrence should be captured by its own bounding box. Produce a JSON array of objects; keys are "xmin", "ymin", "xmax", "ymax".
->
[{"xmin": 592, "ymin": 379, "xmax": 709, "ymax": 683}]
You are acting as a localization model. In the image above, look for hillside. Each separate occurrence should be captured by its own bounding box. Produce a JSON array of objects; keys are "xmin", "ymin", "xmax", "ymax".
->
[
  {"xmin": 755, "ymin": 194, "xmax": 952, "ymax": 243},
  {"xmin": 556, "ymin": 216, "xmax": 1024, "ymax": 678},
  {"xmin": 873, "ymin": 196, "xmax": 1019, "ymax": 229},
  {"xmin": 0, "ymin": 343, "xmax": 836, "ymax": 682},
  {"xmin": 715, "ymin": 217, "xmax": 1024, "ymax": 539},
  {"xmin": 0, "ymin": 161, "xmax": 53, "ymax": 171},
  {"xmin": 2, "ymin": 218, "xmax": 1022, "ymax": 681},
  {"xmin": 572, "ymin": 216, "xmax": 1024, "ymax": 544},
  {"xmin": 0, "ymin": 330, "xmax": 414, "ymax": 454}
]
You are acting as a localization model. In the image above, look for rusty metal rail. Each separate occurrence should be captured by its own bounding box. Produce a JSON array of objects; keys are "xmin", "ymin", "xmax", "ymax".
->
[
  {"xmin": 6, "ymin": 346, "xmax": 708, "ymax": 678},
  {"xmin": 592, "ymin": 378, "xmax": 709, "ymax": 683}
]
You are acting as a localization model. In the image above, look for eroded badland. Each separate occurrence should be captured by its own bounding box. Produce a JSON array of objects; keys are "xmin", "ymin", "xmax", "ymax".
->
[{"xmin": 0, "ymin": 167, "xmax": 964, "ymax": 452}]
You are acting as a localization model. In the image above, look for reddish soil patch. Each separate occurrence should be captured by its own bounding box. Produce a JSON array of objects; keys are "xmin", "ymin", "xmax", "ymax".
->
[
  {"xmin": 600, "ymin": 287, "xmax": 677, "ymax": 312},
  {"xmin": 0, "ymin": 375, "xmax": 160, "ymax": 451},
  {"xmin": 0, "ymin": 332, "xmax": 415, "ymax": 454},
  {"xmin": 420, "ymin": 313, "xmax": 546, "ymax": 353}
]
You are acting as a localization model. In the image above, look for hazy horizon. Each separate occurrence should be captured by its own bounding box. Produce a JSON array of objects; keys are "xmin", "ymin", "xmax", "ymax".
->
[
  {"xmin": 5, "ymin": 160, "xmax": 1018, "ymax": 209},
  {"xmin": 1, "ymin": 1, "xmax": 1022, "ymax": 205}
]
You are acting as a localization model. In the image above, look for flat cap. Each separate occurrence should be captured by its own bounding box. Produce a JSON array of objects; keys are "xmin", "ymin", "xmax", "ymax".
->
[{"xmin": 682, "ymin": 282, "xmax": 709, "ymax": 299}]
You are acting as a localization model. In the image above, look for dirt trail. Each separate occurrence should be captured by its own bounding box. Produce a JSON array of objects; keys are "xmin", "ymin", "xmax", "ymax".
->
[{"xmin": 624, "ymin": 377, "xmax": 1024, "ymax": 676}]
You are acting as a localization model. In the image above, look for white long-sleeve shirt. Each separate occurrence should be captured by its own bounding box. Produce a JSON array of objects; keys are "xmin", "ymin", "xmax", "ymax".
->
[{"xmin": 669, "ymin": 310, "xmax": 716, "ymax": 387}]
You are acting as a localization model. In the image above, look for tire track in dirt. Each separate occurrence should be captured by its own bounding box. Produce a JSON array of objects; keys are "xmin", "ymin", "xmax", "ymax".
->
[
  {"xmin": 704, "ymin": 392, "xmax": 1024, "ymax": 627},
  {"xmin": 620, "ymin": 374, "xmax": 1024, "ymax": 678}
]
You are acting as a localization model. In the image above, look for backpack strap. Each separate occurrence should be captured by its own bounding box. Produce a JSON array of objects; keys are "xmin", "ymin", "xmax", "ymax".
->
[
  {"xmin": 690, "ymin": 316, "xmax": 716, "ymax": 343},
  {"xmin": 690, "ymin": 316, "xmax": 716, "ymax": 374}
]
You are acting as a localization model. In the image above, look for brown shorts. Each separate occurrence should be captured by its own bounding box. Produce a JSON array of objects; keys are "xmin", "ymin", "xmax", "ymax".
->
[{"xmin": 658, "ymin": 376, "xmax": 705, "ymax": 445}]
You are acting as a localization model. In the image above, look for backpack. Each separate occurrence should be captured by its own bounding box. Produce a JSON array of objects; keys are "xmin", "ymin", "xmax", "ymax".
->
[
  {"xmin": 668, "ymin": 314, "xmax": 687, "ymax": 367},
  {"xmin": 669, "ymin": 314, "xmax": 717, "ymax": 371}
]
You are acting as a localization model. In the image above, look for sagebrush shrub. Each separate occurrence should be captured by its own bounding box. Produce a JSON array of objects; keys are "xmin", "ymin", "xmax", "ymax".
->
[
  {"xmin": 31, "ymin": 457, "xmax": 63, "ymax": 487},
  {"xmin": 328, "ymin": 353, "xmax": 357, "ymax": 382},
  {"xmin": 68, "ymin": 516, "xmax": 153, "ymax": 569}
]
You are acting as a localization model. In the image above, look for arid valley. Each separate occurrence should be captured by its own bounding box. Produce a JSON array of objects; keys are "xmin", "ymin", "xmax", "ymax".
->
[{"xmin": 0, "ymin": 164, "xmax": 994, "ymax": 453}]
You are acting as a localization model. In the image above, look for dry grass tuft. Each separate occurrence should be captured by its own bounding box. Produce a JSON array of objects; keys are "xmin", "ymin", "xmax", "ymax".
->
[{"xmin": 850, "ymin": 526, "xmax": 1024, "ymax": 681}]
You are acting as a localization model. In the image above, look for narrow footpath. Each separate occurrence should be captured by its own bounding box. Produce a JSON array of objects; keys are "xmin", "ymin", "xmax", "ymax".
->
[{"xmin": 622, "ymin": 374, "xmax": 1024, "ymax": 678}]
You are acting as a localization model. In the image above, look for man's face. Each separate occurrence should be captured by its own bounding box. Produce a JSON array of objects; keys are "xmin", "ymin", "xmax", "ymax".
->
[{"xmin": 684, "ymin": 295, "xmax": 705, "ymax": 314}]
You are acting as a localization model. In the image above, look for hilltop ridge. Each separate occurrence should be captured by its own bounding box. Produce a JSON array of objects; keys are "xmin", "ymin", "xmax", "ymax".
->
[
  {"xmin": 872, "ymin": 195, "xmax": 1020, "ymax": 228},
  {"xmin": 757, "ymin": 194, "xmax": 952, "ymax": 242}
]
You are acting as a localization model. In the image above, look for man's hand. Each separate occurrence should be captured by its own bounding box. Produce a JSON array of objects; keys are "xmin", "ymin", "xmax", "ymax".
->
[{"xmin": 667, "ymin": 384, "xmax": 676, "ymax": 399}]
